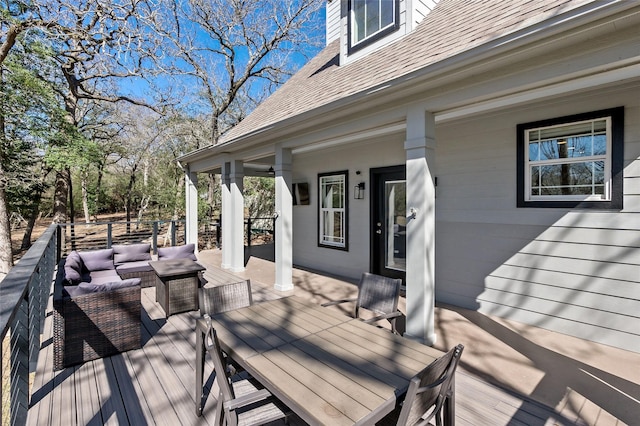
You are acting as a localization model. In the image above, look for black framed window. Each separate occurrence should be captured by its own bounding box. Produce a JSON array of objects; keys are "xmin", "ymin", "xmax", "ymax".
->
[
  {"xmin": 348, "ymin": 0, "xmax": 399, "ymax": 54},
  {"xmin": 318, "ymin": 171, "xmax": 348, "ymax": 250},
  {"xmin": 517, "ymin": 107, "xmax": 624, "ymax": 209}
]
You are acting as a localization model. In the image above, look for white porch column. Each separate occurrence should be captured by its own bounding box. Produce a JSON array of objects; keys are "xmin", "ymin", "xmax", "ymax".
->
[
  {"xmin": 404, "ymin": 108, "xmax": 437, "ymax": 346},
  {"xmin": 229, "ymin": 160, "xmax": 245, "ymax": 272},
  {"xmin": 220, "ymin": 162, "xmax": 232, "ymax": 269},
  {"xmin": 274, "ymin": 146, "xmax": 293, "ymax": 291},
  {"xmin": 185, "ymin": 167, "xmax": 198, "ymax": 250}
]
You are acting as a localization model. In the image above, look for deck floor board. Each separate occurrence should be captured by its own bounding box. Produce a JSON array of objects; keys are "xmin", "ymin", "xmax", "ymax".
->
[{"xmin": 27, "ymin": 263, "xmax": 585, "ymax": 426}]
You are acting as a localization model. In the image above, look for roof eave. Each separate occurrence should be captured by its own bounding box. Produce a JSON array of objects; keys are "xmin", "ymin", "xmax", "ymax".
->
[{"xmin": 178, "ymin": 0, "xmax": 637, "ymax": 164}]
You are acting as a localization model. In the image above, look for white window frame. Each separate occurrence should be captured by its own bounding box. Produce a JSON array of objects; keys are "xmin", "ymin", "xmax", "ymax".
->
[
  {"xmin": 524, "ymin": 117, "xmax": 612, "ymax": 202},
  {"xmin": 318, "ymin": 171, "xmax": 348, "ymax": 250},
  {"xmin": 349, "ymin": 0, "xmax": 398, "ymax": 52},
  {"xmin": 517, "ymin": 107, "xmax": 624, "ymax": 210}
]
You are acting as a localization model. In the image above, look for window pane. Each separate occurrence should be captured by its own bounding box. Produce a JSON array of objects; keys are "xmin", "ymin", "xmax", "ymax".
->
[
  {"xmin": 533, "ymin": 119, "xmax": 608, "ymax": 161},
  {"xmin": 531, "ymin": 166, "xmax": 540, "ymax": 195},
  {"xmin": 534, "ymin": 161, "xmax": 604, "ymax": 196},
  {"xmin": 538, "ymin": 140, "xmax": 563, "ymax": 160},
  {"xmin": 352, "ymin": 0, "xmax": 395, "ymax": 44},
  {"xmin": 365, "ymin": 0, "xmax": 380, "ymax": 37},
  {"xmin": 353, "ymin": 0, "xmax": 365, "ymax": 42},
  {"xmin": 319, "ymin": 172, "xmax": 346, "ymax": 248},
  {"xmin": 539, "ymin": 121, "xmax": 593, "ymax": 140},
  {"xmin": 521, "ymin": 111, "xmax": 618, "ymax": 205},
  {"xmin": 333, "ymin": 211, "xmax": 343, "ymax": 240},
  {"xmin": 593, "ymin": 134, "xmax": 607, "ymax": 156},
  {"xmin": 321, "ymin": 177, "xmax": 344, "ymax": 209},
  {"xmin": 322, "ymin": 211, "xmax": 343, "ymax": 243},
  {"xmin": 380, "ymin": 0, "xmax": 394, "ymax": 28},
  {"xmin": 529, "ymin": 142, "xmax": 540, "ymax": 161}
]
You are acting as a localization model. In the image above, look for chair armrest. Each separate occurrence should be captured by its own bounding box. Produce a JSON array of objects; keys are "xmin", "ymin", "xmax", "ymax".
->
[
  {"xmin": 321, "ymin": 298, "xmax": 357, "ymax": 307},
  {"xmin": 225, "ymin": 388, "xmax": 272, "ymax": 410},
  {"xmin": 360, "ymin": 310, "xmax": 403, "ymax": 324}
]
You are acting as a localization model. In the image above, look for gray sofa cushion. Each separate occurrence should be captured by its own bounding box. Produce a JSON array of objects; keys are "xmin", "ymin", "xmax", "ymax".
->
[
  {"xmin": 63, "ymin": 278, "xmax": 141, "ymax": 298},
  {"xmin": 64, "ymin": 251, "xmax": 83, "ymax": 285},
  {"xmin": 84, "ymin": 269, "xmax": 121, "ymax": 286},
  {"xmin": 116, "ymin": 260, "xmax": 153, "ymax": 274},
  {"xmin": 113, "ymin": 243, "xmax": 152, "ymax": 266},
  {"xmin": 157, "ymin": 243, "xmax": 197, "ymax": 261},
  {"xmin": 79, "ymin": 249, "xmax": 115, "ymax": 272}
]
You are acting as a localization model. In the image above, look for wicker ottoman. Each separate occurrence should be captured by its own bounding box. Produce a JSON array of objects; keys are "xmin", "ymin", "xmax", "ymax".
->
[{"xmin": 149, "ymin": 259, "xmax": 205, "ymax": 317}]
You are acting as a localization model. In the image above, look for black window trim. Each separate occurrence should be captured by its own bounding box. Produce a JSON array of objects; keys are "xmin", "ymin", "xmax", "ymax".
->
[
  {"xmin": 317, "ymin": 170, "xmax": 349, "ymax": 251},
  {"xmin": 347, "ymin": 0, "xmax": 400, "ymax": 55},
  {"xmin": 516, "ymin": 107, "xmax": 624, "ymax": 210}
]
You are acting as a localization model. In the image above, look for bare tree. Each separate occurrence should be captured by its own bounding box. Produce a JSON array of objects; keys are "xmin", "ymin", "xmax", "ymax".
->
[
  {"xmin": 32, "ymin": 0, "xmax": 162, "ymax": 225},
  {"xmin": 147, "ymin": 0, "xmax": 324, "ymax": 146},
  {"xmin": 110, "ymin": 105, "xmax": 165, "ymax": 230}
]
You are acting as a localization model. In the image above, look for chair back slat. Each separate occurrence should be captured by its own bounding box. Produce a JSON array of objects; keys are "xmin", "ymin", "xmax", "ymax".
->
[
  {"xmin": 205, "ymin": 325, "xmax": 236, "ymax": 402},
  {"xmin": 357, "ymin": 272, "xmax": 401, "ymax": 316},
  {"xmin": 200, "ymin": 280, "xmax": 253, "ymax": 316},
  {"xmin": 398, "ymin": 344, "xmax": 464, "ymax": 426}
]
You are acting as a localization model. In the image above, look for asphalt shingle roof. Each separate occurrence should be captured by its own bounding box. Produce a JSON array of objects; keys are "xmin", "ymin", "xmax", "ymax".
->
[{"xmin": 220, "ymin": 0, "xmax": 591, "ymax": 144}]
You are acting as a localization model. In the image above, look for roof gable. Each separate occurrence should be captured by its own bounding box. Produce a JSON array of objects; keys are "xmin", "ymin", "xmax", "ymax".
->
[{"xmin": 220, "ymin": 0, "xmax": 593, "ymax": 145}]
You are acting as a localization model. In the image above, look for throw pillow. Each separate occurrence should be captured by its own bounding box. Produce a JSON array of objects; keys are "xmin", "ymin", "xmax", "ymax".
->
[
  {"xmin": 157, "ymin": 243, "xmax": 197, "ymax": 261},
  {"xmin": 78, "ymin": 248, "xmax": 115, "ymax": 272},
  {"xmin": 64, "ymin": 251, "xmax": 83, "ymax": 285}
]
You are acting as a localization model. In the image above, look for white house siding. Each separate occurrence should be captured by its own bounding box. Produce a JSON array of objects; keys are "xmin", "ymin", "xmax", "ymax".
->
[
  {"xmin": 434, "ymin": 84, "xmax": 640, "ymax": 352},
  {"xmin": 291, "ymin": 134, "xmax": 405, "ymax": 279},
  {"xmin": 325, "ymin": 0, "xmax": 340, "ymax": 45},
  {"xmin": 412, "ymin": 0, "xmax": 439, "ymax": 26}
]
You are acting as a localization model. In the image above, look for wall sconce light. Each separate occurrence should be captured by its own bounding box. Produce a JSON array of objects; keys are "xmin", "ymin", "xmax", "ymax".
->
[
  {"xmin": 354, "ymin": 182, "xmax": 365, "ymax": 199},
  {"xmin": 267, "ymin": 166, "xmax": 275, "ymax": 175}
]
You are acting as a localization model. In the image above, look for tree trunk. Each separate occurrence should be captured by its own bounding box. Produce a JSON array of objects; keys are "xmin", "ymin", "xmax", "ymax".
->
[
  {"xmin": 20, "ymin": 164, "xmax": 49, "ymax": 250},
  {"xmin": 52, "ymin": 171, "xmax": 68, "ymax": 224},
  {"xmin": 81, "ymin": 170, "xmax": 90, "ymax": 223},
  {"xmin": 164, "ymin": 174, "xmax": 184, "ymax": 246},
  {"xmin": 0, "ymin": 162, "xmax": 13, "ymax": 275},
  {"xmin": 0, "ymin": 66, "xmax": 13, "ymax": 275},
  {"xmin": 136, "ymin": 159, "xmax": 150, "ymax": 229},
  {"xmin": 125, "ymin": 170, "xmax": 136, "ymax": 234},
  {"xmin": 93, "ymin": 161, "xmax": 105, "ymax": 221},
  {"xmin": 20, "ymin": 200, "xmax": 40, "ymax": 251},
  {"xmin": 67, "ymin": 167, "xmax": 74, "ymax": 221}
]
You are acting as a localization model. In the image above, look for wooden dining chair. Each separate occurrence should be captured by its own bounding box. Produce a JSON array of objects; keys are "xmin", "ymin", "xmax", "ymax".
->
[
  {"xmin": 199, "ymin": 280, "xmax": 253, "ymax": 316},
  {"xmin": 322, "ymin": 272, "xmax": 404, "ymax": 334},
  {"xmin": 383, "ymin": 344, "xmax": 464, "ymax": 426},
  {"xmin": 198, "ymin": 318, "xmax": 290, "ymax": 425},
  {"xmin": 196, "ymin": 281, "xmax": 254, "ymax": 417}
]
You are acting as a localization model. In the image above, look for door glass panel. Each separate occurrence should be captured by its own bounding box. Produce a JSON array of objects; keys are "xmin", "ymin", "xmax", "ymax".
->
[{"xmin": 385, "ymin": 180, "xmax": 406, "ymax": 272}]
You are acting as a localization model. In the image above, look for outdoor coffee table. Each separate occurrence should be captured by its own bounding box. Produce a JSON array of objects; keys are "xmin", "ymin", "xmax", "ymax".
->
[{"xmin": 149, "ymin": 258, "xmax": 205, "ymax": 317}]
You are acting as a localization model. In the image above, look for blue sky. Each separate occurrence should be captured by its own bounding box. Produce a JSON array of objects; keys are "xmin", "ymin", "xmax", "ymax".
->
[{"xmin": 119, "ymin": 3, "xmax": 326, "ymax": 116}]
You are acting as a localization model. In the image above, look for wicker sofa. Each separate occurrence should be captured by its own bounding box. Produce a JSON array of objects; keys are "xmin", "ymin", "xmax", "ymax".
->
[
  {"xmin": 113, "ymin": 243, "xmax": 156, "ymax": 288},
  {"xmin": 53, "ymin": 248, "xmax": 144, "ymax": 370}
]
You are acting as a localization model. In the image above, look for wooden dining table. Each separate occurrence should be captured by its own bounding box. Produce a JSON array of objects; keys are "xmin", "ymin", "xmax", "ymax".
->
[{"xmin": 199, "ymin": 296, "xmax": 446, "ymax": 426}]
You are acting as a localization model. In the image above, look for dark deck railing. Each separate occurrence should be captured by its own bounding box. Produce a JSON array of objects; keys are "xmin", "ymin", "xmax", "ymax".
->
[
  {"xmin": 1, "ymin": 219, "xmax": 190, "ymax": 425},
  {"xmin": 1, "ymin": 224, "xmax": 58, "ymax": 426},
  {"xmin": 59, "ymin": 219, "xmax": 187, "ymax": 255}
]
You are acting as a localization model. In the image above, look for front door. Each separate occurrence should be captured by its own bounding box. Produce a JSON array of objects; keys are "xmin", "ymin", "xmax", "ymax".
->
[{"xmin": 371, "ymin": 166, "xmax": 406, "ymax": 282}]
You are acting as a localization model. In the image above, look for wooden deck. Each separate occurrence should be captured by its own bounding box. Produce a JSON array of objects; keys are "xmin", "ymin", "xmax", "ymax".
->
[{"xmin": 27, "ymin": 265, "xmax": 592, "ymax": 425}]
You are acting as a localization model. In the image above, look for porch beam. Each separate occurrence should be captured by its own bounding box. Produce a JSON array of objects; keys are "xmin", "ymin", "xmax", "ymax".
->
[
  {"xmin": 185, "ymin": 167, "xmax": 198, "ymax": 249},
  {"xmin": 404, "ymin": 107, "xmax": 437, "ymax": 345},
  {"xmin": 274, "ymin": 146, "xmax": 294, "ymax": 291},
  {"xmin": 229, "ymin": 160, "xmax": 245, "ymax": 272}
]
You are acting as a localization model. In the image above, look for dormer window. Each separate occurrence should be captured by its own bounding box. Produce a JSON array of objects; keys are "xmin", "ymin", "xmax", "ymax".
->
[{"xmin": 348, "ymin": 0, "xmax": 399, "ymax": 53}]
